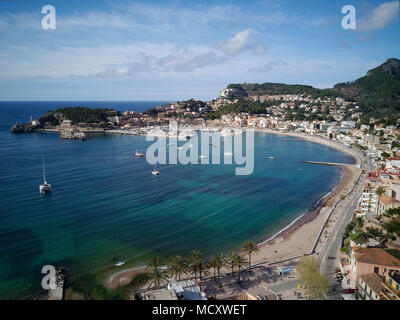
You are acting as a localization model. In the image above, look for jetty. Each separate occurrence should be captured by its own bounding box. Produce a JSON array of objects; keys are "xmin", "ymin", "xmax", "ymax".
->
[
  {"xmin": 48, "ymin": 268, "xmax": 66, "ymax": 300},
  {"xmin": 302, "ymin": 160, "xmax": 359, "ymax": 169}
]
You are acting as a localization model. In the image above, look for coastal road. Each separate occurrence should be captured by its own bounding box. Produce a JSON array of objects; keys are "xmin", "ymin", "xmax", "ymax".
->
[
  {"xmin": 318, "ymin": 149, "xmax": 371, "ymax": 300},
  {"xmin": 320, "ymin": 186, "xmax": 362, "ymax": 299}
]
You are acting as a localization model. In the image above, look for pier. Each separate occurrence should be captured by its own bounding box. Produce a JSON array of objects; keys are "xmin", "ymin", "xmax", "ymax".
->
[{"xmin": 302, "ymin": 160, "xmax": 357, "ymax": 169}]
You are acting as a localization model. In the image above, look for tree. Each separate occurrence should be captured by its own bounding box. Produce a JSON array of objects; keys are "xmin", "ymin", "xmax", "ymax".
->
[
  {"xmin": 376, "ymin": 186, "xmax": 386, "ymax": 196},
  {"xmin": 197, "ymin": 258, "xmax": 209, "ymax": 281},
  {"xmin": 168, "ymin": 254, "xmax": 186, "ymax": 281},
  {"xmin": 297, "ymin": 256, "xmax": 329, "ymax": 300},
  {"xmin": 241, "ymin": 241, "xmax": 260, "ymax": 270},
  {"xmin": 188, "ymin": 250, "xmax": 203, "ymax": 281},
  {"xmin": 232, "ymin": 253, "xmax": 248, "ymax": 283},
  {"xmin": 147, "ymin": 267, "xmax": 168, "ymax": 290},
  {"xmin": 213, "ymin": 254, "xmax": 226, "ymax": 287},
  {"xmin": 208, "ymin": 257, "xmax": 218, "ymax": 281},
  {"xmin": 146, "ymin": 256, "xmax": 164, "ymax": 274},
  {"xmin": 226, "ymin": 252, "xmax": 237, "ymax": 276}
]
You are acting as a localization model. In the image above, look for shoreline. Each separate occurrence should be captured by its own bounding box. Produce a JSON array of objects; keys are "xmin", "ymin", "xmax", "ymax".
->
[
  {"xmin": 252, "ymin": 128, "xmax": 358, "ymax": 247},
  {"xmin": 249, "ymin": 129, "xmax": 361, "ymax": 266},
  {"xmin": 104, "ymin": 129, "xmax": 362, "ymax": 289}
]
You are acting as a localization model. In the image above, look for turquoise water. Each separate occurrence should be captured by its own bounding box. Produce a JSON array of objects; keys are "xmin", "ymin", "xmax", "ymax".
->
[{"xmin": 0, "ymin": 102, "xmax": 354, "ymax": 299}]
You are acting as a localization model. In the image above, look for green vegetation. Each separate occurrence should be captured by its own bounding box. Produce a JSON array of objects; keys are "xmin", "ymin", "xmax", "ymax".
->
[
  {"xmin": 241, "ymin": 240, "xmax": 260, "ymax": 270},
  {"xmin": 334, "ymin": 58, "xmax": 400, "ymax": 119},
  {"xmin": 181, "ymin": 99, "xmax": 207, "ymax": 112},
  {"xmin": 297, "ymin": 256, "xmax": 329, "ymax": 300},
  {"xmin": 66, "ymin": 271, "xmax": 150, "ymax": 300},
  {"xmin": 141, "ymin": 241, "xmax": 256, "ymax": 295},
  {"xmin": 40, "ymin": 107, "xmax": 121, "ymax": 124},
  {"xmin": 383, "ymin": 218, "xmax": 400, "ymax": 238},
  {"xmin": 386, "ymin": 249, "xmax": 400, "ymax": 260},
  {"xmin": 384, "ymin": 207, "xmax": 400, "ymax": 217},
  {"xmin": 205, "ymin": 99, "xmax": 271, "ymax": 119},
  {"xmin": 366, "ymin": 227, "xmax": 385, "ymax": 241},
  {"xmin": 228, "ymin": 82, "xmax": 339, "ymax": 98},
  {"xmin": 143, "ymin": 108, "xmax": 159, "ymax": 116}
]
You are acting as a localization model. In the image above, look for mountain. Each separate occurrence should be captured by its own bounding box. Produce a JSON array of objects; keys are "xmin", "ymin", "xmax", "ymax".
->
[
  {"xmin": 333, "ymin": 58, "xmax": 400, "ymax": 118},
  {"xmin": 227, "ymin": 82, "xmax": 338, "ymax": 98},
  {"xmin": 226, "ymin": 58, "xmax": 400, "ymax": 119}
]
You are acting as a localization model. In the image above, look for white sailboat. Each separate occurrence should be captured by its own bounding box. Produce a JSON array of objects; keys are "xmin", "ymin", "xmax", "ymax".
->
[
  {"xmin": 151, "ymin": 164, "xmax": 160, "ymax": 175},
  {"xmin": 39, "ymin": 156, "xmax": 52, "ymax": 194}
]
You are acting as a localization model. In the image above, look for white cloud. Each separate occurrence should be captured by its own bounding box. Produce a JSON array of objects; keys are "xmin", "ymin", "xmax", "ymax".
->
[
  {"xmin": 60, "ymin": 12, "xmax": 135, "ymax": 29},
  {"xmin": 358, "ymin": 1, "xmax": 399, "ymax": 31},
  {"xmin": 219, "ymin": 29, "xmax": 267, "ymax": 56}
]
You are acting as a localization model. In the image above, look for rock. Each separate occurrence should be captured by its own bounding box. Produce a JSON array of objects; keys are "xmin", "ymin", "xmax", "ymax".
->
[{"xmin": 10, "ymin": 123, "xmax": 34, "ymax": 133}]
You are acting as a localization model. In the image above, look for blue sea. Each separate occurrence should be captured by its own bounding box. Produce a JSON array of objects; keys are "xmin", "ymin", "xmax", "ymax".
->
[{"xmin": 0, "ymin": 101, "xmax": 354, "ymax": 299}]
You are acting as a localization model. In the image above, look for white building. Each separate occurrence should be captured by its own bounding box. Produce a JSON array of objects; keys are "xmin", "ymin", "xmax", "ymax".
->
[{"xmin": 360, "ymin": 183, "xmax": 378, "ymax": 217}]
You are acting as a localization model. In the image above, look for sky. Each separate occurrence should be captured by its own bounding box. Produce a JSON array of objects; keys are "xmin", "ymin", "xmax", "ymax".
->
[{"xmin": 0, "ymin": 0, "xmax": 399, "ymax": 101}]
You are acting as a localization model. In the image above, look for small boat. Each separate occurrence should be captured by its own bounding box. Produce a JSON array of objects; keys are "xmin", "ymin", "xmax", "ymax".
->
[
  {"xmin": 269, "ymin": 156, "xmax": 276, "ymax": 160},
  {"xmin": 298, "ymin": 168, "xmax": 303, "ymax": 171},
  {"xmin": 224, "ymin": 152, "xmax": 233, "ymax": 156},
  {"xmin": 152, "ymin": 165, "xmax": 160, "ymax": 175},
  {"xmin": 135, "ymin": 150, "xmax": 144, "ymax": 158},
  {"xmin": 39, "ymin": 156, "xmax": 52, "ymax": 194},
  {"xmin": 199, "ymin": 155, "xmax": 207, "ymax": 159},
  {"xmin": 115, "ymin": 261, "xmax": 126, "ymax": 267},
  {"xmin": 177, "ymin": 146, "xmax": 183, "ymax": 151}
]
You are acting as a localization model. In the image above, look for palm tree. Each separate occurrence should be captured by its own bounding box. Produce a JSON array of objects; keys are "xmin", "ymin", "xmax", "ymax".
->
[
  {"xmin": 208, "ymin": 257, "xmax": 218, "ymax": 280},
  {"xmin": 148, "ymin": 267, "xmax": 168, "ymax": 290},
  {"xmin": 214, "ymin": 254, "xmax": 226, "ymax": 288},
  {"xmin": 241, "ymin": 241, "xmax": 260, "ymax": 271},
  {"xmin": 197, "ymin": 258, "xmax": 209, "ymax": 291},
  {"xmin": 198, "ymin": 258, "xmax": 209, "ymax": 281},
  {"xmin": 146, "ymin": 256, "xmax": 164, "ymax": 273},
  {"xmin": 376, "ymin": 186, "xmax": 386, "ymax": 196},
  {"xmin": 188, "ymin": 250, "xmax": 203, "ymax": 281},
  {"xmin": 168, "ymin": 254, "xmax": 186, "ymax": 281},
  {"xmin": 226, "ymin": 252, "xmax": 237, "ymax": 276},
  {"xmin": 233, "ymin": 254, "xmax": 247, "ymax": 283}
]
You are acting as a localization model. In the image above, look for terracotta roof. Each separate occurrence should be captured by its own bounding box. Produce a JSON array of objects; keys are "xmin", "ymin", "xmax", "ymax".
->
[
  {"xmin": 354, "ymin": 248, "xmax": 400, "ymax": 268},
  {"xmin": 360, "ymin": 273, "xmax": 385, "ymax": 295},
  {"xmin": 379, "ymin": 195, "xmax": 397, "ymax": 206}
]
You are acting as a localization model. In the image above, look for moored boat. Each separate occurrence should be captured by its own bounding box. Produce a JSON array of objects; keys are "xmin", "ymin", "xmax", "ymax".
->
[{"xmin": 39, "ymin": 156, "xmax": 52, "ymax": 194}]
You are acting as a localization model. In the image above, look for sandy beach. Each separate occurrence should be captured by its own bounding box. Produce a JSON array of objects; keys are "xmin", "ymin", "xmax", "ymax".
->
[
  {"xmin": 105, "ymin": 130, "xmax": 363, "ymax": 289},
  {"xmin": 250, "ymin": 129, "xmax": 362, "ymax": 265}
]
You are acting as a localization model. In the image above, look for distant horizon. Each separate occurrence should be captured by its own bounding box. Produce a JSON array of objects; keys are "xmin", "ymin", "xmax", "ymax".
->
[{"xmin": 0, "ymin": 55, "xmax": 397, "ymax": 103}]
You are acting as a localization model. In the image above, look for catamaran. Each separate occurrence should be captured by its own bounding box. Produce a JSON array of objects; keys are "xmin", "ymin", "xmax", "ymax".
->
[
  {"xmin": 39, "ymin": 156, "xmax": 52, "ymax": 194},
  {"xmin": 152, "ymin": 164, "xmax": 160, "ymax": 175}
]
